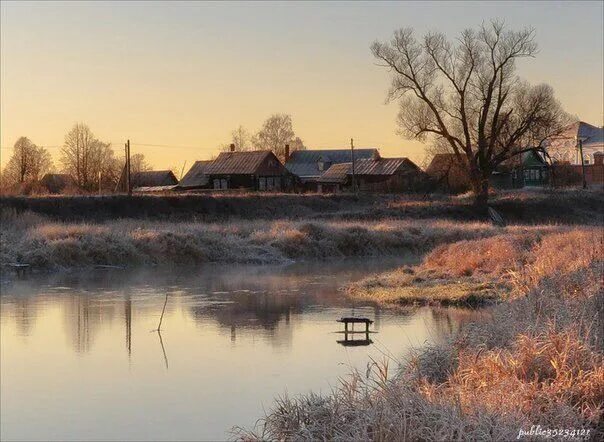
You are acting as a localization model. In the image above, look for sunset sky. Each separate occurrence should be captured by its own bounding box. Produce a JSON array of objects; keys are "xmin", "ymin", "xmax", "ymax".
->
[{"xmin": 1, "ymin": 1, "xmax": 603, "ymax": 171}]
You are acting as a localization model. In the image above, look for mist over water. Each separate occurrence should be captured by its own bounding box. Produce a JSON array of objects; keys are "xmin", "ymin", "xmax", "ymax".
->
[{"xmin": 1, "ymin": 259, "xmax": 480, "ymax": 441}]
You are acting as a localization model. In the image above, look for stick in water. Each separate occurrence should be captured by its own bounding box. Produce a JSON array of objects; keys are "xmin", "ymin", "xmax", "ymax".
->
[{"xmin": 157, "ymin": 293, "xmax": 168, "ymax": 331}]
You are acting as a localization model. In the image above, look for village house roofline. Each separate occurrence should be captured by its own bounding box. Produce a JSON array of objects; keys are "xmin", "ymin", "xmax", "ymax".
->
[
  {"xmin": 205, "ymin": 150, "xmax": 285, "ymax": 175},
  {"xmin": 178, "ymin": 160, "xmax": 213, "ymax": 188},
  {"xmin": 285, "ymin": 148, "xmax": 380, "ymax": 179},
  {"xmin": 317, "ymin": 157, "xmax": 420, "ymax": 183}
]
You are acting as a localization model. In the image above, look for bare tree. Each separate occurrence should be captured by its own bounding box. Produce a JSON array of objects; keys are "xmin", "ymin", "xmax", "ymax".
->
[
  {"xmin": 60, "ymin": 123, "xmax": 117, "ymax": 191},
  {"xmin": 220, "ymin": 125, "xmax": 254, "ymax": 152},
  {"xmin": 130, "ymin": 153, "xmax": 151, "ymax": 175},
  {"xmin": 253, "ymin": 114, "xmax": 306, "ymax": 162},
  {"xmin": 1, "ymin": 137, "xmax": 53, "ymax": 187},
  {"xmin": 371, "ymin": 20, "xmax": 571, "ymax": 207}
]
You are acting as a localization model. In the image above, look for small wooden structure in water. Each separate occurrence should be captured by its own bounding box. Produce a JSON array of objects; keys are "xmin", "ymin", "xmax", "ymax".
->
[
  {"xmin": 336, "ymin": 317, "xmax": 374, "ymax": 347},
  {"xmin": 337, "ymin": 317, "xmax": 373, "ymax": 333},
  {"xmin": 8, "ymin": 263, "xmax": 30, "ymax": 277}
]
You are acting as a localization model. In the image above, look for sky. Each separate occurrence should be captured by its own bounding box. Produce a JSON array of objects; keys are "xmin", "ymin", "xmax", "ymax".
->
[{"xmin": 1, "ymin": 1, "xmax": 603, "ymax": 171}]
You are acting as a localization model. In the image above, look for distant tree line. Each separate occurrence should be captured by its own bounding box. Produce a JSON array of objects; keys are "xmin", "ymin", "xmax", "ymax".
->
[{"xmin": 1, "ymin": 123, "xmax": 150, "ymax": 194}]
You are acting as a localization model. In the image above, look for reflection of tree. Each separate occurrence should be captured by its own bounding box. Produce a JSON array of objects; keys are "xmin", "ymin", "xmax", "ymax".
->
[
  {"xmin": 125, "ymin": 298, "xmax": 132, "ymax": 358},
  {"xmin": 63, "ymin": 296, "xmax": 116, "ymax": 353},
  {"xmin": 13, "ymin": 297, "xmax": 38, "ymax": 338},
  {"xmin": 191, "ymin": 291, "xmax": 305, "ymax": 347}
]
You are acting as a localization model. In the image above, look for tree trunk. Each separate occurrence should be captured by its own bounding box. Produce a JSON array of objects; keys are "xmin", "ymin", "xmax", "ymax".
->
[{"xmin": 471, "ymin": 175, "xmax": 490, "ymax": 213}]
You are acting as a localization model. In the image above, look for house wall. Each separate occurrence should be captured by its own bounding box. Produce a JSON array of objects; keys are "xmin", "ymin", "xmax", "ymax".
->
[
  {"xmin": 209, "ymin": 174, "xmax": 287, "ymax": 191},
  {"xmin": 357, "ymin": 172, "xmax": 425, "ymax": 193},
  {"xmin": 551, "ymin": 163, "xmax": 604, "ymax": 186}
]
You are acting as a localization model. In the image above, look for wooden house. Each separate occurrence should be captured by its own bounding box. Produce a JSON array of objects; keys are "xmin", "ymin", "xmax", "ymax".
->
[
  {"xmin": 316, "ymin": 157, "xmax": 425, "ymax": 193},
  {"xmin": 39, "ymin": 173, "xmax": 75, "ymax": 194},
  {"xmin": 285, "ymin": 148, "xmax": 379, "ymax": 191},
  {"xmin": 425, "ymin": 154, "xmax": 471, "ymax": 192},
  {"xmin": 116, "ymin": 170, "xmax": 179, "ymax": 192},
  {"xmin": 204, "ymin": 150, "xmax": 288, "ymax": 191},
  {"xmin": 178, "ymin": 160, "xmax": 212, "ymax": 191},
  {"xmin": 547, "ymin": 121, "xmax": 604, "ymax": 165},
  {"xmin": 512, "ymin": 150, "xmax": 550, "ymax": 187}
]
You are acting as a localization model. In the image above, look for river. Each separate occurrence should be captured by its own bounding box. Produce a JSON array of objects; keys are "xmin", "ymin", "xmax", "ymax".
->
[{"xmin": 1, "ymin": 259, "xmax": 481, "ymax": 441}]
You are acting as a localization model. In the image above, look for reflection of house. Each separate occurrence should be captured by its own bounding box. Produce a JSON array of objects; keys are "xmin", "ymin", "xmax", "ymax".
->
[
  {"xmin": 316, "ymin": 157, "xmax": 425, "ymax": 193},
  {"xmin": 204, "ymin": 150, "xmax": 288, "ymax": 191},
  {"xmin": 39, "ymin": 173, "xmax": 74, "ymax": 194},
  {"xmin": 547, "ymin": 121, "xmax": 604, "ymax": 165},
  {"xmin": 285, "ymin": 148, "xmax": 379, "ymax": 191}
]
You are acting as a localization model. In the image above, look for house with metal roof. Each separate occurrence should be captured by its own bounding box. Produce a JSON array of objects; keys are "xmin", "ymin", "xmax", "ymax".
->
[
  {"xmin": 547, "ymin": 121, "xmax": 604, "ymax": 165},
  {"xmin": 178, "ymin": 160, "xmax": 213, "ymax": 190},
  {"xmin": 285, "ymin": 148, "xmax": 379, "ymax": 190},
  {"xmin": 39, "ymin": 173, "xmax": 75, "ymax": 194},
  {"xmin": 116, "ymin": 170, "xmax": 179, "ymax": 193},
  {"xmin": 204, "ymin": 150, "xmax": 288, "ymax": 191},
  {"xmin": 316, "ymin": 157, "xmax": 425, "ymax": 193}
]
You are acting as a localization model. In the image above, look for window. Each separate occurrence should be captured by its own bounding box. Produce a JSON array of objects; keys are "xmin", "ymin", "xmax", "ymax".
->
[
  {"xmin": 524, "ymin": 170, "xmax": 530, "ymax": 180},
  {"xmin": 584, "ymin": 155, "xmax": 591, "ymax": 165},
  {"xmin": 318, "ymin": 161, "xmax": 324, "ymax": 171},
  {"xmin": 274, "ymin": 177, "xmax": 281, "ymax": 189},
  {"xmin": 213, "ymin": 179, "xmax": 220, "ymax": 189},
  {"xmin": 259, "ymin": 177, "xmax": 266, "ymax": 190}
]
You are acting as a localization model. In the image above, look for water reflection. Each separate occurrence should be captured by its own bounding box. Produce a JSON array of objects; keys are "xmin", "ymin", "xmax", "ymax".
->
[{"xmin": 1, "ymin": 258, "xmax": 487, "ymax": 441}]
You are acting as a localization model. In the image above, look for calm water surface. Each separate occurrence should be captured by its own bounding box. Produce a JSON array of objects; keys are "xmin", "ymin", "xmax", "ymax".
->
[{"xmin": 1, "ymin": 259, "xmax": 479, "ymax": 441}]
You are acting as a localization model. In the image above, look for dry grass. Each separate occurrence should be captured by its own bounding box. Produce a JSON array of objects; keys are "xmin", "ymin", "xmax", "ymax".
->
[
  {"xmin": 1, "ymin": 207, "xmax": 504, "ymax": 269},
  {"xmin": 236, "ymin": 228, "xmax": 604, "ymax": 441},
  {"xmin": 348, "ymin": 226, "xmax": 602, "ymax": 307}
]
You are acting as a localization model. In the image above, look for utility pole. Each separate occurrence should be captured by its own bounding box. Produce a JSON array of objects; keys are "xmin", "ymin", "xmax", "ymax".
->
[
  {"xmin": 126, "ymin": 139, "xmax": 132, "ymax": 196},
  {"xmin": 350, "ymin": 138, "xmax": 357, "ymax": 194},
  {"xmin": 578, "ymin": 138, "xmax": 587, "ymax": 189}
]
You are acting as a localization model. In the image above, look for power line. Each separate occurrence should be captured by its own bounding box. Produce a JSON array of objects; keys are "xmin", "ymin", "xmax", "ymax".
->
[
  {"xmin": 1, "ymin": 142, "xmax": 216, "ymax": 150},
  {"xmin": 130, "ymin": 142, "xmax": 215, "ymax": 150}
]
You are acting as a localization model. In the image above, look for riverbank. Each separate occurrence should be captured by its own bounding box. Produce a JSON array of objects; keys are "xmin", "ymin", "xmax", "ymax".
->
[
  {"xmin": 1, "ymin": 209, "xmax": 502, "ymax": 269},
  {"xmin": 2, "ymin": 189, "xmax": 602, "ymax": 271},
  {"xmin": 236, "ymin": 228, "xmax": 604, "ymax": 440},
  {"xmin": 347, "ymin": 228, "xmax": 600, "ymax": 307},
  {"xmin": 1, "ymin": 188, "xmax": 602, "ymax": 224}
]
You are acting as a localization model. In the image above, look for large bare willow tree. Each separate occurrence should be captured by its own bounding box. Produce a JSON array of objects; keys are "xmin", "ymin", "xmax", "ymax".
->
[{"xmin": 372, "ymin": 20, "xmax": 571, "ymax": 206}]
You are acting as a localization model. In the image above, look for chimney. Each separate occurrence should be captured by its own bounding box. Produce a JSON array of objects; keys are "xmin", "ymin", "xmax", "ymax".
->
[
  {"xmin": 230, "ymin": 143, "xmax": 235, "ymax": 152},
  {"xmin": 284, "ymin": 144, "xmax": 290, "ymax": 162},
  {"xmin": 594, "ymin": 152, "xmax": 603, "ymax": 166}
]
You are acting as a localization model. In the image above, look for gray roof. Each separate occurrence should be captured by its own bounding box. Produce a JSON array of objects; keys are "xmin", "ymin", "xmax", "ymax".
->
[
  {"xmin": 354, "ymin": 157, "xmax": 420, "ymax": 175},
  {"xmin": 205, "ymin": 150, "xmax": 285, "ymax": 175},
  {"xmin": 116, "ymin": 170, "xmax": 178, "ymax": 191},
  {"xmin": 179, "ymin": 160, "xmax": 212, "ymax": 188},
  {"xmin": 285, "ymin": 149, "xmax": 379, "ymax": 179},
  {"xmin": 577, "ymin": 121, "xmax": 604, "ymax": 147},
  {"xmin": 131, "ymin": 170, "xmax": 178, "ymax": 187},
  {"xmin": 316, "ymin": 163, "xmax": 350, "ymax": 184},
  {"xmin": 317, "ymin": 157, "xmax": 419, "ymax": 183}
]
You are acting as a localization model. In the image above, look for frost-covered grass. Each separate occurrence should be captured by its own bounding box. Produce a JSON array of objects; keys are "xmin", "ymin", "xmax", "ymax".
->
[
  {"xmin": 1, "ymin": 208, "xmax": 501, "ymax": 269},
  {"xmin": 235, "ymin": 229, "xmax": 604, "ymax": 441}
]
